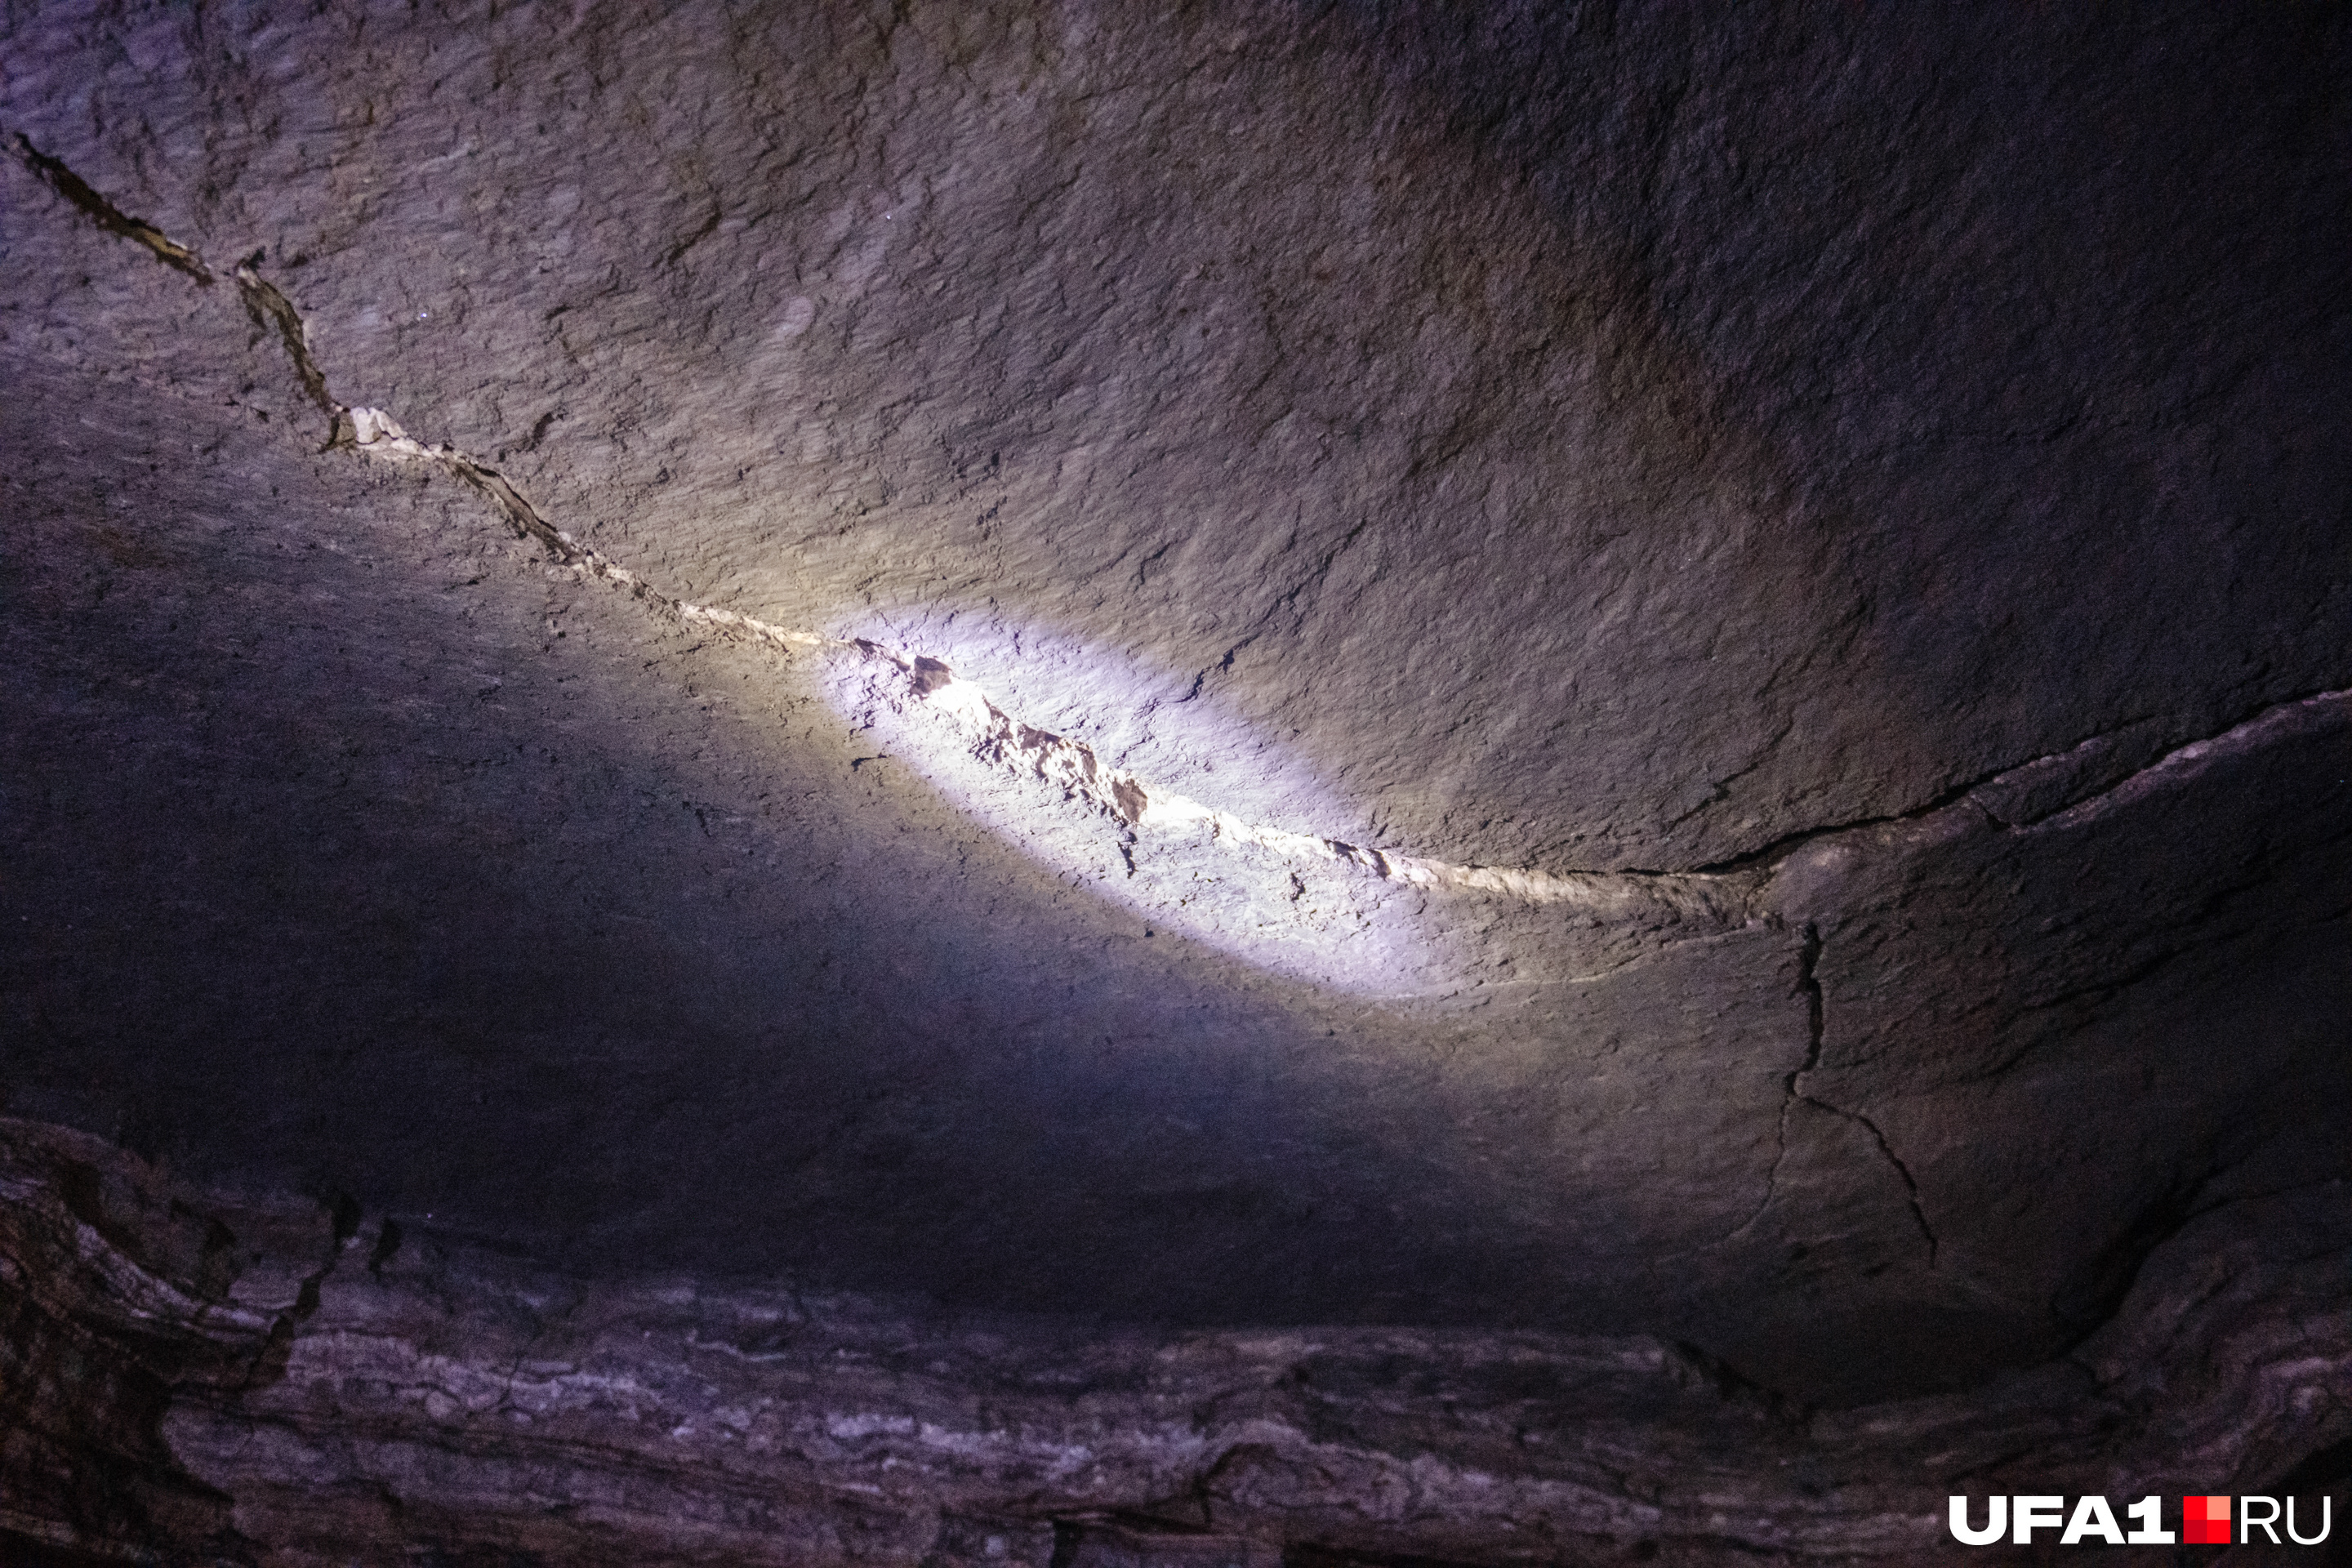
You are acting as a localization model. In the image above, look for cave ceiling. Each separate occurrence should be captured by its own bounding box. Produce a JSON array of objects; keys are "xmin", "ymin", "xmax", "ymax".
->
[{"xmin": 1, "ymin": 3, "xmax": 2347, "ymax": 1564}]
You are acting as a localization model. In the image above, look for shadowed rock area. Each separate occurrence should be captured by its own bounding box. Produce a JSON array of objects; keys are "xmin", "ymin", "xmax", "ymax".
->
[{"xmin": 2, "ymin": 2, "xmax": 2346, "ymax": 1563}]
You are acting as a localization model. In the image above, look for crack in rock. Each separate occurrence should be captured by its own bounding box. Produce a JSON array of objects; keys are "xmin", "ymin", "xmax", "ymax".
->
[
  {"xmin": 11, "ymin": 128, "xmax": 2344, "ymax": 930},
  {"xmin": 1722, "ymin": 924, "xmax": 1822, "ymax": 1245},
  {"xmin": 1726, "ymin": 924, "xmax": 1940, "ymax": 1266},
  {"xmin": 1799, "ymin": 1094, "xmax": 1940, "ymax": 1268},
  {"xmin": 6, "ymin": 127, "xmax": 1752, "ymax": 917},
  {"xmin": 2019, "ymin": 688, "xmax": 2352, "ymax": 835},
  {"xmin": 8, "ymin": 131, "xmax": 212, "ymax": 281},
  {"xmin": 1789, "ymin": 927, "xmax": 1940, "ymax": 1267},
  {"xmin": 874, "ymin": 652, "xmax": 1753, "ymax": 920},
  {"xmin": 238, "ymin": 1192, "xmax": 361, "ymax": 1392},
  {"xmin": 232, "ymin": 258, "xmax": 336, "ymax": 420}
]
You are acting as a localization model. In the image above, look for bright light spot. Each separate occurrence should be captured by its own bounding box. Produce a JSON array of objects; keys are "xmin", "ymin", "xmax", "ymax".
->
[{"xmin": 817, "ymin": 621, "xmax": 1455, "ymax": 998}]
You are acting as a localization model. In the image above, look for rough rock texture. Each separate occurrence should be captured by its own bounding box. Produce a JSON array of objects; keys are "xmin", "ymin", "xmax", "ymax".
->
[
  {"xmin": 9, "ymin": 0, "xmax": 2348, "ymax": 872},
  {"xmin": 1, "ymin": 1, "xmax": 2347, "ymax": 1562},
  {"xmin": 7, "ymin": 1115, "xmax": 2351, "ymax": 1566}
]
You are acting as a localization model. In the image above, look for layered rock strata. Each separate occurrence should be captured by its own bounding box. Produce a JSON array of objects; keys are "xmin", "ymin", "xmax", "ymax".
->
[{"xmin": 5, "ymin": 1115, "xmax": 2350, "ymax": 1566}]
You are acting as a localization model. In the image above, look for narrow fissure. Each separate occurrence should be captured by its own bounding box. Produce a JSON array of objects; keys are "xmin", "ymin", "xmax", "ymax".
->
[
  {"xmin": 1788, "ymin": 930, "xmax": 1940, "ymax": 1265},
  {"xmin": 1730, "ymin": 924, "xmax": 1941, "ymax": 1266},
  {"xmin": 1800, "ymin": 1095, "xmax": 1940, "ymax": 1267},
  {"xmin": 237, "ymin": 1193, "xmax": 359, "ymax": 1392},
  {"xmin": 9, "ymin": 131, "xmax": 212, "ymax": 281},
  {"xmin": 1724, "ymin": 924, "xmax": 1821, "ymax": 1242},
  {"xmin": 232, "ymin": 258, "xmax": 336, "ymax": 420},
  {"xmin": 10, "ymin": 128, "xmax": 2341, "ymax": 929}
]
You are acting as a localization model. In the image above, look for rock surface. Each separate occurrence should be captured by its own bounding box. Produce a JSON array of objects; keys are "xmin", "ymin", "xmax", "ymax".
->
[
  {"xmin": 9, "ymin": 0, "xmax": 2347, "ymax": 872},
  {"xmin": 1, "ymin": 1, "xmax": 2347, "ymax": 1562},
  {"xmin": 6, "ymin": 1113, "xmax": 2350, "ymax": 1566}
]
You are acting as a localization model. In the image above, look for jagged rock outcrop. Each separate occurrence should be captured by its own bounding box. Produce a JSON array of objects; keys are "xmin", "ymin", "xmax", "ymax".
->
[{"xmin": 2, "ymin": 1, "xmax": 2345, "ymax": 1561}]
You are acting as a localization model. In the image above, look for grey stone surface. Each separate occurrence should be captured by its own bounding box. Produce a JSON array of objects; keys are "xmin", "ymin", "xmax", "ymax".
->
[
  {"xmin": 7, "ymin": 1, "xmax": 2345, "ymax": 872},
  {"xmin": 1, "ymin": 2, "xmax": 2347, "ymax": 1561}
]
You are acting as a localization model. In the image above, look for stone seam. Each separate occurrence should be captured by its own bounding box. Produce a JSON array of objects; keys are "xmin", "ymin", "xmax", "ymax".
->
[{"xmin": 7, "ymin": 127, "xmax": 2345, "ymax": 927}]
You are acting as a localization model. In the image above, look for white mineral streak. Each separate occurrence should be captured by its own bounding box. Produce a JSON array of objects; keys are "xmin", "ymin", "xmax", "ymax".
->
[
  {"xmin": 345, "ymin": 406, "xmax": 434, "ymax": 458},
  {"xmin": 870, "ymin": 656, "xmax": 1716, "ymax": 913},
  {"xmin": 335, "ymin": 403, "xmax": 1604, "ymax": 913},
  {"xmin": 678, "ymin": 603, "xmax": 822, "ymax": 648}
]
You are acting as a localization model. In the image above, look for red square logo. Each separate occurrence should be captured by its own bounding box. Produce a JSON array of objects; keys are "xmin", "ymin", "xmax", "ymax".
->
[{"xmin": 2184, "ymin": 1495, "xmax": 2232, "ymax": 1545}]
